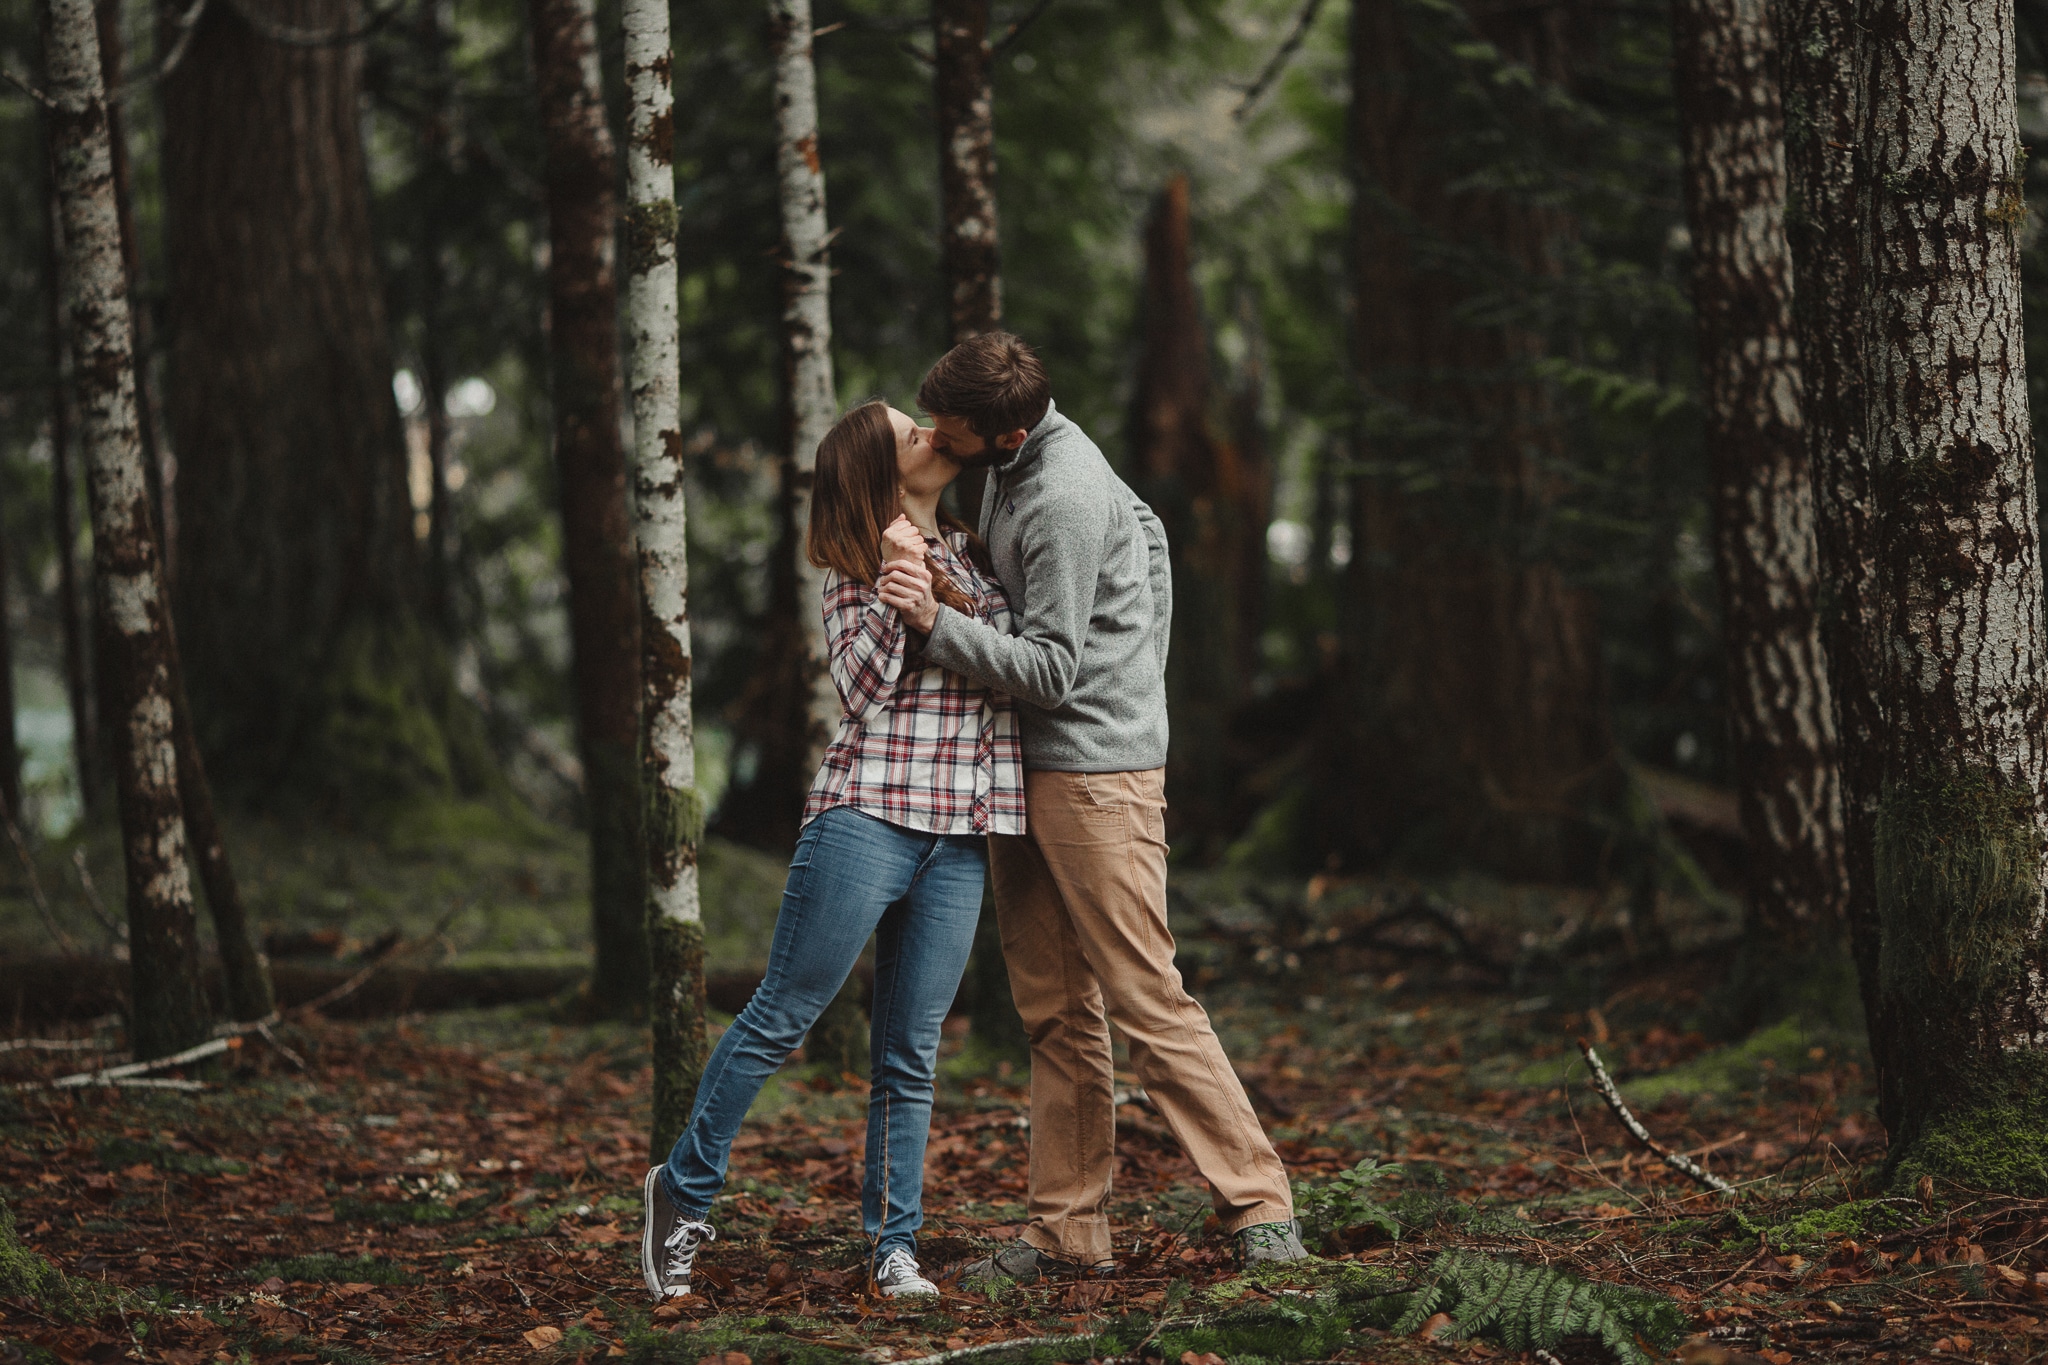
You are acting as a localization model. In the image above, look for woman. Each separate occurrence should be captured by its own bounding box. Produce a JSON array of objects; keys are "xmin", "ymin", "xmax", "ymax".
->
[{"xmin": 641, "ymin": 400, "xmax": 1022, "ymax": 1301}]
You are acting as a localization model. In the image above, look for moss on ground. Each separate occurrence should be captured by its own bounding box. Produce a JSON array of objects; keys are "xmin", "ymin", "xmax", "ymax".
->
[{"xmin": 1762, "ymin": 1199, "xmax": 1919, "ymax": 1252}]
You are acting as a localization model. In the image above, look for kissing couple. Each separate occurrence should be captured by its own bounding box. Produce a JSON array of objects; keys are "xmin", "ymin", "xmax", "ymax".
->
[{"xmin": 639, "ymin": 332, "xmax": 1305, "ymax": 1298}]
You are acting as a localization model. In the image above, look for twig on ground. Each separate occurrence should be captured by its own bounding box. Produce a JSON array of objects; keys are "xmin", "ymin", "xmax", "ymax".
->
[
  {"xmin": 895, "ymin": 1336, "xmax": 1096, "ymax": 1365},
  {"xmin": 254, "ymin": 1020, "xmax": 308, "ymax": 1071},
  {"xmin": 1703, "ymin": 1250, "xmax": 1762, "ymax": 1294},
  {"xmin": 1579, "ymin": 1040, "xmax": 1733, "ymax": 1194},
  {"xmin": 290, "ymin": 899, "xmax": 467, "ymax": 1016},
  {"xmin": 26, "ymin": 1035, "xmax": 241, "ymax": 1090},
  {"xmin": 0, "ymin": 1037, "xmax": 109, "ymax": 1054}
]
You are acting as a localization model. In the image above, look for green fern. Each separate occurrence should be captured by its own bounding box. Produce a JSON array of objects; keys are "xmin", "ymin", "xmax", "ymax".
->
[{"xmin": 1390, "ymin": 1250, "xmax": 1687, "ymax": 1365}]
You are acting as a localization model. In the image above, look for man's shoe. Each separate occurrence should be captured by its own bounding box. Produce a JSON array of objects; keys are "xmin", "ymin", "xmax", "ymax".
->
[
  {"xmin": 1236, "ymin": 1219, "xmax": 1310, "ymax": 1267},
  {"xmin": 641, "ymin": 1166, "xmax": 717, "ymax": 1298},
  {"xmin": 957, "ymin": 1241, "xmax": 1107, "ymax": 1286},
  {"xmin": 873, "ymin": 1246, "xmax": 940, "ymax": 1297}
]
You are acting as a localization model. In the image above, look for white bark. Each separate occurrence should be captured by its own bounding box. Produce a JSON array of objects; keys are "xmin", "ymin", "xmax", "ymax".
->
[
  {"xmin": 623, "ymin": 0, "xmax": 700, "ymax": 931},
  {"xmin": 770, "ymin": 0, "xmax": 840, "ymax": 764},
  {"xmin": 44, "ymin": 0, "xmax": 202, "ymax": 1057}
]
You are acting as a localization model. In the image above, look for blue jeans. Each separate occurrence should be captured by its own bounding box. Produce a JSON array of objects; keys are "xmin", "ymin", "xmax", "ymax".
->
[{"xmin": 661, "ymin": 804, "xmax": 985, "ymax": 1259}]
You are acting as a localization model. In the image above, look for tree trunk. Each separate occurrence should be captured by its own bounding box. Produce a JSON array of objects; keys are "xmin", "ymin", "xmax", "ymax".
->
[
  {"xmin": 45, "ymin": 0, "xmax": 207, "ymax": 1058},
  {"xmin": 1770, "ymin": 0, "xmax": 1895, "ymax": 1122},
  {"xmin": 770, "ymin": 0, "xmax": 838, "ymax": 771},
  {"xmin": 0, "ymin": 485, "xmax": 20, "ymax": 825},
  {"xmin": 96, "ymin": 0, "xmax": 173, "ymax": 585},
  {"xmin": 1671, "ymin": 0, "xmax": 1847, "ymax": 945},
  {"xmin": 532, "ymin": 0, "xmax": 649, "ymax": 1016},
  {"xmin": 1343, "ymin": 0, "xmax": 1621, "ymax": 882},
  {"xmin": 625, "ymin": 0, "xmax": 708, "ymax": 1159},
  {"xmin": 934, "ymin": 0, "xmax": 1000, "ymax": 524},
  {"xmin": 42, "ymin": 137, "xmax": 100, "ymax": 827},
  {"xmin": 1131, "ymin": 175, "xmax": 1241, "ymax": 852},
  {"xmin": 1860, "ymin": 0, "xmax": 2048, "ymax": 1193},
  {"xmin": 770, "ymin": 0, "xmax": 867, "ymax": 1062},
  {"xmin": 415, "ymin": 0, "xmax": 456, "ymax": 635},
  {"xmin": 159, "ymin": 0, "xmax": 463, "ymax": 811}
]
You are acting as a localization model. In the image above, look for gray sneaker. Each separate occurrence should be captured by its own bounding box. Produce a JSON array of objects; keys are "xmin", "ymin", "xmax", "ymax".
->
[
  {"xmin": 640, "ymin": 1166, "xmax": 717, "ymax": 1298},
  {"xmin": 957, "ymin": 1241, "xmax": 1109, "ymax": 1285},
  {"xmin": 1236, "ymin": 1219, "xmax": 1310, "ymax": 1267},
  {"xmin": 873, "ymin": 1246, "xmax": 939, "ymax": 1297}
]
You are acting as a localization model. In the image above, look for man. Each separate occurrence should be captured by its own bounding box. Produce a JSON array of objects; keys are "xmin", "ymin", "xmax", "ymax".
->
[{"xmin": 877, "ymin": 332, "xmax": 1305, "ymax": 1281}]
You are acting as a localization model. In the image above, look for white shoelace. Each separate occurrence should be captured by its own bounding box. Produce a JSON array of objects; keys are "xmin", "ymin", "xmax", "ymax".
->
[
  {"xmin": 664, "ymin": 1219, "xmax": 716, "ymax": 1284},
  {"xmin": 876, "ymin": 1247, "xmax": 931, "ymax": 1288}
]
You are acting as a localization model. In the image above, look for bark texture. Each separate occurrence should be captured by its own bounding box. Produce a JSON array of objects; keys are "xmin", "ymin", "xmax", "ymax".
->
[
  {"xmin": 625, "ymin": 0, "xmax": 707, "ymax": 1157},
  {"xmin": 159, "ymin": 0, "xmax": 461, "ymax": 809},
  {"xmin": 46, "ymin": 0, "xmax": 206, "ymax": 1058},
  {"xmin": 1130, "ymin": 176, "xmax": 1244, "ymax": 850},
  {"xmin": 934, "ymin": 0, "xmax": 1000, "ymax": 339},
  {"xmin": 42, "ymin": 138, "xmax": 100, "ymax": 824},
  {"xmin": 1341, "ymin": 0, "xmax": 1621, "ymax": 880},
  {"xmin": 1771, "ymin": 0, "xmax": 1894, "ymax": 1121},
  {"xmin": 532, "ymin": 0, "xmax": 648, "ymax": 1016},
  {"xmin": 1671, "ymin": 0, "xmax": 1846, "ymax": 944},
  {"xmin": 770, "ymin": 0, "xmax": 839, "ymax": 769},
  {"xmin": 1858, "ymin": 0, "xmax": 2048, "ymax": 1194},
  {"xmin": 934, "ymin": 0, "xmax": 1001, "ymax": 527}
]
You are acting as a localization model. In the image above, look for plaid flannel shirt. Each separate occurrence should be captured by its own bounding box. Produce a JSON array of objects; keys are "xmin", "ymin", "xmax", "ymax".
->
[{"xmin": 801, "ymin": 530, "xmax": 1026, "ymax": 836}]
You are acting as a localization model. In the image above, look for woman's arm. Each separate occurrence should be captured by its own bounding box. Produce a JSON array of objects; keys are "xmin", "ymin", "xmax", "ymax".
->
[{"xmin": 823, "ymin": 572, "xmax": 910, "ymax": 723}]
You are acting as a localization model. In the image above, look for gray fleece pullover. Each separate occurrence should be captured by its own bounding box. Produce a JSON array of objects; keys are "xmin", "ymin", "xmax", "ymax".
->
[{"xmin": 923, "ymin": 401, "xmax": 1172, "ymax": 772}]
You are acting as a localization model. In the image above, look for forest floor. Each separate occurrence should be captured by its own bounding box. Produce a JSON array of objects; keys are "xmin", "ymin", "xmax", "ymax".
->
[{"xmin": 0, "ymin": 872, "xmax": 2033, "ymax": 1365}]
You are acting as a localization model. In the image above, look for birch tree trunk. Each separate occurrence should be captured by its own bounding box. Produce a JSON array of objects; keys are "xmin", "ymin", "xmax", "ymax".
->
[
  {"xmin": 1671, "ymin": 0, "xmax": 1847, "ymax": 945},
  {"xmin": 42, "ymin": 136, "xmax": 100, "ymax": 825},
  {"xmin": 533, "ymin": 0, "xmax": 649, "ymax": 1016},
  {"xmin": 1859, "ymin": 0, "xmax": 2048, "ymax": 1192},
  {"xmin": 45, "ymin": 0, "xmax": 207, "ymax": 1058},
  {"xmin": 624, "ymin": 0, "xmax": 707, "ymax": 1157},
  {"xmin": 1771, "ymin": 0, "xmax": 1895, "ymax": 1123},
  {"xmin": 770, "ymin": 0, "xmax": 838, "ymax": 768}
]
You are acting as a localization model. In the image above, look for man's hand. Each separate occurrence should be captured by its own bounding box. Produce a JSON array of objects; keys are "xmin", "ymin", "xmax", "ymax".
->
[
  {"xmin": 881, "ymin": 515, "xmax": 926, "ymax": 566},
  {"xmin": 879, "ymin": 557, "xmax": 940, "ymax": 634}
]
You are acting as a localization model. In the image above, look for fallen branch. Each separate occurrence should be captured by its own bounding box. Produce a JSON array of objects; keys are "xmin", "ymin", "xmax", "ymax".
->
[
  {"xmin": 0, "ymin": 1037, "xmax": 109, "ymax": 1055},
  {"xmin": 26, "ymin": 1035, "xmax": 242, "ymax": 1090},
  {"xmin": 894, "ymin": 1335, "xmax": 1096, "ymax": 1365},
  {"xmin": 1578, "ymin": 1040, "xmax": 1732, "ymax": 1194},
  {"xmin": 289, "ymin": 900, "xmax": 467, "ymax": 1017},
  {"xmin": 71, "ymin": 848, "xmax": 124, "ymax": 945}
]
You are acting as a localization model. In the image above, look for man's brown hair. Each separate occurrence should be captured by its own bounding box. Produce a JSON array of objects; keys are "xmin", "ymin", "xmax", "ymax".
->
[{"xmin": 917, "ymin": 332, "xmax": 1051, "ymax": 442}]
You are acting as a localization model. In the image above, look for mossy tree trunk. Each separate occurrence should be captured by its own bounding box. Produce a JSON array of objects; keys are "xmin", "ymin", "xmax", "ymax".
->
[
  {"xmin": 1671, "ymin": 0, "xmax": 1847, "ymax": 945},
  {"xmin": 46, "ymin": 0, "xmax": 208, "ymax": 1059},
  {"xmin": 532, "ymin": 0, "xmax": 649, "ymax": 1016},
  {"xmin": 1770, "ymin": 0, "xmax": 1896, "ymax": 1125},
  {"xmin": 159, "ymin": 0, "xmax": 472, "ymax": 812},
  {"xmin": 1859, "ymin": 0, "xmax": 2048, "ymax": 1192},
  {"xmin": 624, "ymin": 0, "xmax": 707, "ymax": 1160}
]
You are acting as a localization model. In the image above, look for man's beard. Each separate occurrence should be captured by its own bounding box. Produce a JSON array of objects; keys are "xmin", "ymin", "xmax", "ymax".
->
[{"xmin": 952, "ymin": 445, "xmax": 1005, "ymax": 470}]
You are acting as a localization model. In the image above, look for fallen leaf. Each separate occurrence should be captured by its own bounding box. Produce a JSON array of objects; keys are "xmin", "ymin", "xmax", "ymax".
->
[
  {"xmin": 523, "ymin": 1326, "xmax": 564, "ymax": 1350},
  {"xmin": 1416, "ymin": 1311, "xmax": 1454, "ymax": 1339}
]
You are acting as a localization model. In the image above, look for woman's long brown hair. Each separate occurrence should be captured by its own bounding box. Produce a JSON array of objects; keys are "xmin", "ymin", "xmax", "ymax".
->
[{"xmin": 807, "ymin": 400, "xmax": 987, "ymax": 613}]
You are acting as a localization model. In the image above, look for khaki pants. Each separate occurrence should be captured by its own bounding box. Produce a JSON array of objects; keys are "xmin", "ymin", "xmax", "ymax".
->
[{"xmin": 990, "ymin": 768, "xmax": 1293, "ymax": 1264}]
